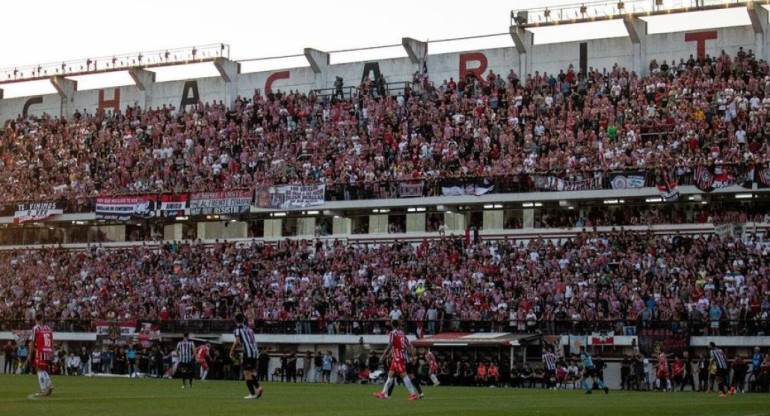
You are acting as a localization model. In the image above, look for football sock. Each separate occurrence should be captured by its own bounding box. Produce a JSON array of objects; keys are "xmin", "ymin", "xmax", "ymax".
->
[
  {"xmin": 402, "ymin": 376, "xmax": 417, "ymax": 395},
  {"xmin": 413, "ymin": 378, "xmax": 423, "ymax": 394},
  {"xmin": 597, "ymin": 379, "xmax": 606, "ymax": 389},
  {"xmin": 382, "ymin": 377, "xmax": 394, "ymax": 395},
  {"xmin": 430, "ymin": 374, "xmax": 439, "ymax": 385},
  {"xmin": 37, "ymin": 372, "xmax": 46, "ymax": 391},
  {"xmin": 583, "ymin": 380, "xmax": 591, "ymax": 391},
  {"xmin": 246, "ymin": 379, "xmax": 255, "ymax": 395}
]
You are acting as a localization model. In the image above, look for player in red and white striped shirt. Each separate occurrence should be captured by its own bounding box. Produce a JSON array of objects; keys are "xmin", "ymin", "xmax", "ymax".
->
[
  {"xmin": 373, "ymin": 320, "xmax": 418, "ymax": 400},
  {"xmin": 425, "ymin": 350, "xmax": 440, "ymax": 386},
  {"xmin": 29, "ymin": 313, "xmax": 54, "ymax": 396}
]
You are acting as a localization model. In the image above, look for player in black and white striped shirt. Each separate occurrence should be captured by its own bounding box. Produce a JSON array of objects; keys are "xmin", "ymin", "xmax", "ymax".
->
[
  {"xmin": 230, "ymin": 313, "xmax": 263, "ymax": 400},
  {"xmin": 708, "ymin": 342, "xmax": 730, "ymax": 397},
  {"xmin": 176, "ymin": 333, "xmax": 195, "ymax": 389},
  {"xmin": 542, "ymin": 347, "xmax": 558, "ymax": 389}
]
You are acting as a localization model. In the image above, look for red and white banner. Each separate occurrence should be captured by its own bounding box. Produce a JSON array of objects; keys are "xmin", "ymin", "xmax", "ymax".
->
[
  {"xmin": 13, "ymin": 202, "xmax": 63, "ymax": 224},
  {"xmin": 591, "ymin": 332, "xmax": 615, "ymax": 345},
  {"xmin": 160, "ymin": 194, "xmax": 188, "ymax": 216},
  {"xmin": 137, "ymin": 322, "xmax": 161, "ymax": 348},
  {"xmin": 190, "ymin": 190, "xmax": 252, "ymax": 215},
  {"xmin": 95, "ymin": 195, "xmax": 157, "ymax": 220}
]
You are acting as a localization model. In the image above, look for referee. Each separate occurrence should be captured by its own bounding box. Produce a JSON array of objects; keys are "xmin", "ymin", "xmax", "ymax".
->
[{"xmin": 177, "ymin": 333, "xmax": 196, "ymax": 389}]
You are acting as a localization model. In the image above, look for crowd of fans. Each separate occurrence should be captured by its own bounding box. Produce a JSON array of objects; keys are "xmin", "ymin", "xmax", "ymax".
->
[
  {"xmin": 1, "ymin": 49, "xmax": 770, "ymax": 206},
  {"xmin": 1, "ymin": 230, "xmax": 768, "ymax": 337}
]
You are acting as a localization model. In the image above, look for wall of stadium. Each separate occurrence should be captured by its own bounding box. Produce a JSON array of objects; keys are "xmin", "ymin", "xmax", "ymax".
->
[{"xmin": 1, "ymin": 16, "xmax": 767, "ymax": 121}]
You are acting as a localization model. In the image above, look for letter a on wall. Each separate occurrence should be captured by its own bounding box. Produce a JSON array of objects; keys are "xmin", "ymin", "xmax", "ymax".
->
[
  {"xmin": 22, "ymin": 96, "xmax": 43, "ymax": 117},
  {"xmin": 180, "ymin": 81, "xmax": 200, "ymax": 109}
]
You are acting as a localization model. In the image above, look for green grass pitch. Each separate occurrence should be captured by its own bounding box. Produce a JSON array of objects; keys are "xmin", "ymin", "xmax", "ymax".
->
[{"xmin": 1, "ymin": 375, "xmax": 768, "ymax": 416}]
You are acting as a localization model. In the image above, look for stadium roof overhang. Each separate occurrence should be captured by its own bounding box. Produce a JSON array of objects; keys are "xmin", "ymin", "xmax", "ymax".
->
[{"xmin": 412, "ymin": 332, "xmax": 541, "ymax": 348}]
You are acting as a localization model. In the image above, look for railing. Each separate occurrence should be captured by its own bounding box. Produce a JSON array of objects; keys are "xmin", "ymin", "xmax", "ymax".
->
[{"xmin": 2, "ymin": 319, "xmax": 768, "ymax": 337}]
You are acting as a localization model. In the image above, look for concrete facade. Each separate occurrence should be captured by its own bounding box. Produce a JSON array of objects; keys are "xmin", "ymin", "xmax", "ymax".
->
[{"xmin": 3, "ymin": 7, "xmax": 769, "ymax": 121}]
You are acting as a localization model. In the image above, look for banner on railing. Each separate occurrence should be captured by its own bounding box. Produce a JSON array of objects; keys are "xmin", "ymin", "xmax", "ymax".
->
[
  {"xmin": 95, "ymin": 195, "xmax": 157, "ymax": 221},
  {"xmin": 13, "ymin": 202, "xmax": 64, "ymax": 224},
  {"xmin": 590, "ymin": 331, "xmax": 615, "ymax": 345},
  {"xmin": 254, "ymin": 184, "xmax": 325, "ymax": 209},
  {"xmin": 656, "ymin": 169, "xmax": 680, "ymax": 202},
  {"xmin": 441, "ymin": 180, "xmax": 494, "ymax": 196},
  {"xmin": 532, "ymin": 175, "xmax": 602, "ymax": 191},
  {"xmin": 693, "ymin": 165, "xmax": 735, "ymax": 192},
  {"xmin": 137, "ymin": 322, "xmax": 161, "ymax": 348},
  {"xmin": 568, "ymin": 334, "xmax": 588, "ymax": 355},
  {"xmin": 160, "ymin": 194, "xmax": 188, "ymax": 214},
  {"xmin": 609, "ymin": 171, "xmax": 646, "ymax": 189},
  {"xmin": 398, "ymin": 181, "xmax": 424, "ymax": 198},
  {"xmin": 94, "ymin": 320, "xmax": 137, "ymax": 346},
  {"xmin": 190, "ymin": 190, "xmax": 252, "ymax": 215}
]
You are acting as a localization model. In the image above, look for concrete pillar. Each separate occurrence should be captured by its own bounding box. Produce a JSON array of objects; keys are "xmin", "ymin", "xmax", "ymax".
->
[
  {"xmin": 748, "ymin": 4, "xmax": 770, "ymax": 63},
  {"xmin": 296, "ymin": 217, "xmax": 316, "ymax": 237},
  {"xmin": 624, "ymin": 15, "xmax": 648, "ymax": 76},
  {"xmin": 221, "ymin": 221, "xmax": 247, "ymax": 239},
  {"xmin": 332, "ymin": 217, "xmax": 352, "ymax": 235},
  {"xmin": 50, "ymin": 76, "xmax": 77, "ymax": 118},
  {"xmin": 304, "ymin": 48, "xmax": 330, "ymax": 90},
  {"xmin": 444, "ymin": 212, "xmax": 467, "ymax": 233},
  {"xmin": 164, "ymin": 223, "xmax": 184, "ymax": 241},
  {"xmin": 510, "ymin": 26, "xmax": 533, "ymax": 84},
  {"xmin": 128, "ymin": 68, "xmax": 155, "ymax": 110},
  {"xmin": 264, "ymin": 219, "xmax": 283, "ymax": 238},
  {"xmin": 91, "ymin": 225, "xmax": 125, "ymax": 242},
  {"xmin": 214, "ymin": 58, "xmax": 240, "ymax": 107},
  {"xmin": 406, "ymin": 213, "xmax": 426, "ymax": 233},
  {"xmin": 402, "ymin": 37, "xmax": 427, "ymax": 65},
  {"xmin": 197, "ymin": 222, "xmax": 220, "ymax": 240},
  {"xmin": 0, "ymin": 88, "xmax": 3, "ymax": 100},
  {"xmin": 368, "ymin": 214, "xmax": 388, "ymax": 234},
  {"xmin": 522, "ymin": 209, "xmax": 534, "ymax": 229},
  {"xmin": 483, "ymin": 210, "xmax": 504, "ymax": 231}
]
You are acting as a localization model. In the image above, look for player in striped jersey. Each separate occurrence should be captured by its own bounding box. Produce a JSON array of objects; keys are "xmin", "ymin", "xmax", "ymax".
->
[
  {"xmin": 542, "ymin": 347, "xmax": 557, "ymax": 389},
  {"xmin": 425, "ymin": 349, "xmax": 440, "ymax": 386},
  {"xmin": 373, "ymin": 319, "xmax": 419, "ymax": 401},
  {"xmin": 29, "ymin": 313, "xmax": 54, "ymax": 396},
  {"xmin": 230, "ymin": 313, "xmax": 264, "ymax": 400},
  {"xmin": 708, "ymin": 342, "xmax": 730, "ymax": 397},
  {"xmin": 176, "ymin": 333, "xmax": 195, "ymax": 389}
]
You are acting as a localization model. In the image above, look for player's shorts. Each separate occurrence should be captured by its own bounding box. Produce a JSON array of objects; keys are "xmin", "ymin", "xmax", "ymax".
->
[
  {"xmin": 389, "ymin": 358, "xmax": 406, "ymax": 374},
  {"xmin": 128, "ymin": 358, "xmax": 136, "ymax": 365},
  {"xmin": 545, "ymin": 369, "xmax": 556, "ymax": 379},
  {"xmin": 715, "ymin": 368, "xmax": 728, "ymax": 379},
  {"xmin": 34, "ymin": 359, "xmax": 49, "ymax": 371},
  {"xmin": 429, "ymin": 365, "xmax": 438, "ymax": 374},
  {"xmin": 582, "ymin": 367, "xmax": 596, "ymax": 378},
  {"xmin": 657, "ymin": 369, "xmax": 668, "ymax": 379},
  {"xmin": 197, "ymin": 359, "xmax": 209, "ymax": 370},
  {"xmin": 179, "ymin": 362, "xmax": 194, "ymax": 376},
  {"xmin": 242, "ymin": 357, "xmax": 257, "ymax": 371}
]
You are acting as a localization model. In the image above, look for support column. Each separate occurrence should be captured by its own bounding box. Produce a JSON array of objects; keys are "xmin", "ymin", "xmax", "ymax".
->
[
  {"xmin": 522, "ymin": 209, "xmax": 534, "ymax": 229},
  {"xmin": 296, "ymin": 217, "xmax": 316, "ymax": 237},
  {"xmin": 402, "ymin": 37, "xmax": 427, "ymax": 65},
  {"xmin": 50, "ymin": 76, "xmax": 77, "ymax": 119},
  {"xmin": 510, "ymin": 26, "xmax": 533, "ymax": 84},
  {"xmin": 263, "ymin": 219, "xmax": 283, "ymax": 238},
  {"xmin": 129, "ymin": 67, "xmax": 155, "ymax": 110},
  {"xmin": 214, "ymin": 58, "xmax": 240, "ymax": 107},
  {"xmin": 444, "ymin": 212, "xmax": 467, "ymax": 233},
  {"xmin": 368, "ymin": 214, "xmax": 388, "ymax": 234},
  {"xmin": 748, "ymin": 4, "xmax": 770, "ymax": 63},
  {"xmin": 483, "ymin": 210, "xmax": 504, "ymax": 231},
  {"xmin": 221, "ymin": 221, "xmax": 248, "ymax": 239},
  {"xmin": 332, "ymin": 216, "xmax": 352, "ymax": 235},
  {"xmin": 406, "ymin": 213, "xmax": 426, "ymax": 233},
  {"xmin": 304, "ymin": 48, "xmax": 330, "ymax": 90},
  {"xmin": 624, "ymin": 15, "xmax": 648, "ymax": 76},
  {"xmin": 0, "ymin": 88, "xmax": 3, "ymax": 100},
  {"xmin": 164, "ymin": 223, "xmax": 184, "ymax": 241}
]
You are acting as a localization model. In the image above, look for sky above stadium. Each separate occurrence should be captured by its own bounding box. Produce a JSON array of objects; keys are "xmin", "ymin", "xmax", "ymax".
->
[{"xmin": 0, "ymin": 0, "xmax": 755, "ymax": 97}]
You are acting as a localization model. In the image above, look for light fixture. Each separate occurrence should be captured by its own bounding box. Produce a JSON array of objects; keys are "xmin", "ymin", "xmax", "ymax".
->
[
  {"xmin": 176, "ymin": 216, "xmax": 189, "ymax": 221},
  {"xmin": 483, "ymin": 204, "xmax": 494, "ymax": 209},
  {"xmin": 655, "ymin": 0, "xmax": 663, "ymax": 6},
  {"xmin": 617, "ymin": 1, "xmax": 624, "ymax": 10},
  {"xmin": 645, "ymin": 197, "xmax": 662, "ymax": 203},
  {"xmin": 580, "ymin": 4, "xmax": 587, "ymax": 14},
  {"xmin": 271, "ymin": 212, "xmax": 287, "ymax": 217},
  {"xmin": 735, "ymin": 193, "xmax": 753, "ymax": 199},
  {"xmin": 306, "ymin": 210, "xmax": 319, "ymax": 215},
  {"xmin": 603, "ymin": 199, "xmax": 620, "ymax": 205},
  {"xmin": 522, "ymin": 202, "xmax": 534, "ymax": 208},
  {"xmin": 544, "ymin": 8, "xmax": 551, "ymax": 18}
]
